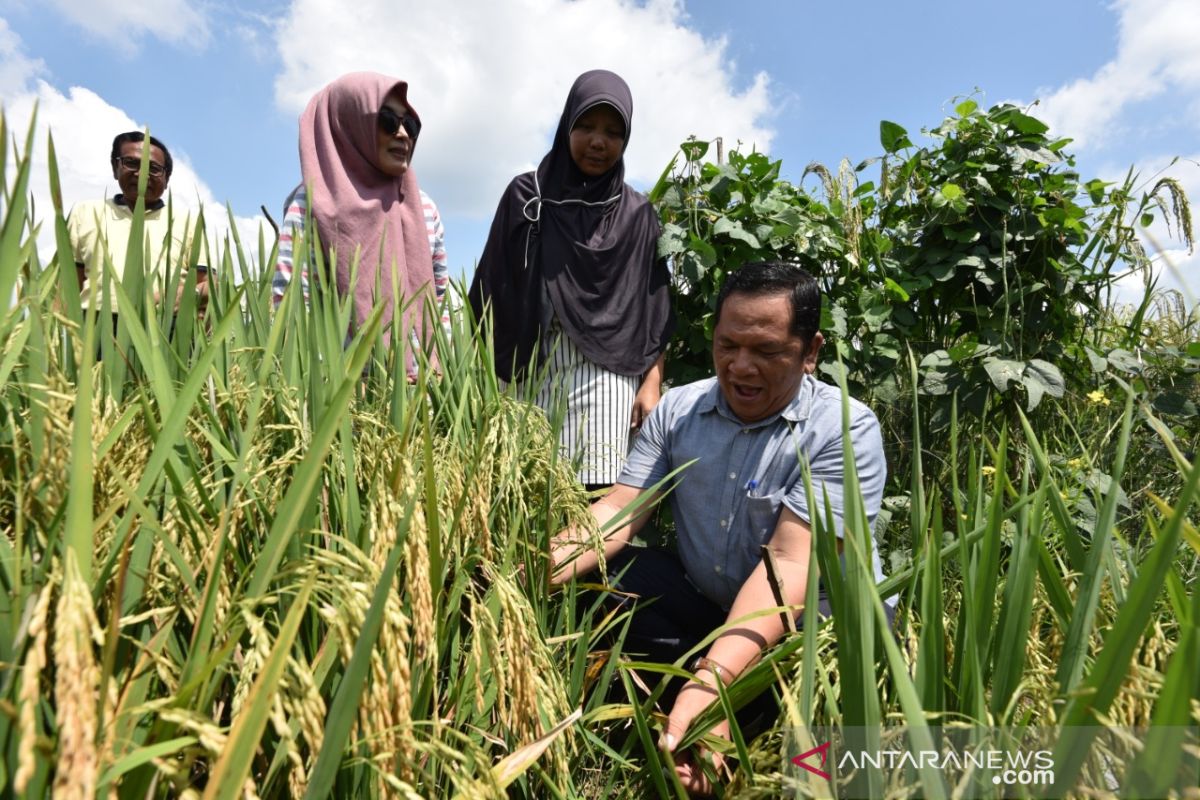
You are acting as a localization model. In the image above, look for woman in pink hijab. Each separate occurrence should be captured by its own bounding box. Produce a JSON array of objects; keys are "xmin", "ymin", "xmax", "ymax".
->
[{"xmin": 272, "ymin": 72, "xmax": 449, "ymax": 372}]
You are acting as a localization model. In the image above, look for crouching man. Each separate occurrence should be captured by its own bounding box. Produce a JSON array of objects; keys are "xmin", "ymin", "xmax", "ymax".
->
[{"xmin": 550, "ymin": 260, "xmax": 888, "ymax": 795}]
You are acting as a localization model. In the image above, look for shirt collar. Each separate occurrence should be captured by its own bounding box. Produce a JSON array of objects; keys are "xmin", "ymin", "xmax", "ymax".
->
[
  {"xmin": 699, "ymin": 374, "xmax": 815, "ymax": 428},
  {"xmin": 114, "ymin": 193, "xmax": 165, "ymax": 212}
]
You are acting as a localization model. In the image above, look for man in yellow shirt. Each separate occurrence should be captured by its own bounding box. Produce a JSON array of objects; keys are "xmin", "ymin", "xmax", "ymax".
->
[{"xmin": 68, "ymin": 131, "xmax": 205, "ymax": 317}]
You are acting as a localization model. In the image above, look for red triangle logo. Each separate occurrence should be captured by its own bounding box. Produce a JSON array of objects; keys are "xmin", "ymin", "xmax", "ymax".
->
[{"xmin": 791, "ymin": 741, "xmax": 832, "ymax": 780}]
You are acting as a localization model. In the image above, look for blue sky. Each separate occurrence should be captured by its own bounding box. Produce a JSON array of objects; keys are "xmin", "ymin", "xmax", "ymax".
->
[{"xmin": 2, "ymin": 0, "xmax": 1197, "ymax": 303}]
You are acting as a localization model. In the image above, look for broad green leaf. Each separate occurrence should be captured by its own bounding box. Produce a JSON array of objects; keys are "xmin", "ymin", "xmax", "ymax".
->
[
  {"xmin": 947, "ymin": 339, "xmax": 979, "ymax": 362},
  {"xmin": 919, "ymin": 350, "xmax": 952, "ymax": 369},
  {"xmin": 939, "ymin": 183, "xmax": 964, "ymax": 201},
  {"xmin": 687, "ymin": 234, "xmax": 718, "ymax": 269},
  {"xmin": 982, "ymin": 357, "xmax": 1023, "ymax": 392},
  {"xmin": 712, "ymin": 215, "xmax": 761, "ymax": 248},
  {"xmin": 657, "ymin": 223, "xmax": 688, "ymax": 257},
  {"xmin": 880, "ymin": 120, "xmax": 912, "ymax": 153},
  {"xmin": 1006, "ymin": 110, "xmax": 1050, "ymax": 135},
  {"xmin": 955, "ymin": 98, "xmax": 979, "ymax": 117},
  {"xmin": 882, "ymin": 277, "xmax": 910, "ymax": 301},
  {"xmin": 680, "ymin": 139, "xmax": 709, "ymax": 163}
]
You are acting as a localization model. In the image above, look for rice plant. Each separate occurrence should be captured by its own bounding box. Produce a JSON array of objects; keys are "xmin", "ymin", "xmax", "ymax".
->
[
  {"xmin": 2, "ymin": 110, "xmax": 1197, "ymax": 799},
  {"xmin": 0, "ymin": 112, "xmax": 605, "ymax": 799}
]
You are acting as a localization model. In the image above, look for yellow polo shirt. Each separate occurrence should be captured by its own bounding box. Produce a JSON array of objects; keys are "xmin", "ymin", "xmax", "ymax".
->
[{"xmin": 67, "ymin": 195, "xmax": 199, "ymax": 313}]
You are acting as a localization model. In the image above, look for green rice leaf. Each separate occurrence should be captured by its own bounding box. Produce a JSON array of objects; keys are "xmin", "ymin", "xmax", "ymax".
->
[
  {"xmin": 1053, "ymin": 453, "xmax": 1199, "ymax": 785},
  {"xmin": 203, "ymin": 578, "xmax": 314, "ymax": 800},
  {"xmin": 303, "ymin": 514, "xmax": 411, "ymax": 800},
  {"xmin": 243, "ymin": 305, "xmax": 381, "ymax": 600},
  {"xmin": 96, "ymin": 736, "xmax": 197, "ymax": 791},
  {"xmin": 1055, "ymin": 385, "xmax": 1135, "ymax": 695}
]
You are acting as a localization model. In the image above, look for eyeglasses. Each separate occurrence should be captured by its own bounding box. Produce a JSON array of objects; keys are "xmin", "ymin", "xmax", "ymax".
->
[
  {"xmin": 377, "ymin": 107, "xmax": 421, "ymax": 140},
  {"xmin": 114, "ymin": 156, "xmax": 166, "ymax": 178}
]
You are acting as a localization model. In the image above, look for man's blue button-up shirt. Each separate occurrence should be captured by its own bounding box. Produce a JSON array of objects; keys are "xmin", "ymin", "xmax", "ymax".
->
[{"xmin": 618, "ymin": 374, "xmax": 887, "ymax": 610}]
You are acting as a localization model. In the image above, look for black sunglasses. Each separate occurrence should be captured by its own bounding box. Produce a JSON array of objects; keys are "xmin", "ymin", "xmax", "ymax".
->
[
  {"xmin": 378, "ymin": 107, "xmax": 421, "ymax": 140},
  {"xmin": 114, "ymin": 155, "xmax": 167, "ymax": 178}
]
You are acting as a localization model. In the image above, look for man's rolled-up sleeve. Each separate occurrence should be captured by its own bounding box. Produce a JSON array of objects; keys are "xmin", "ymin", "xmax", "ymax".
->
[{"xmin": 616, "ymin": 395, "xmax": 673, "ymax": 489}]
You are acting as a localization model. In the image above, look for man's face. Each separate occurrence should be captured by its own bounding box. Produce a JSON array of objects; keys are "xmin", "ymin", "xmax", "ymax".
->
[
  {"xmin": 713, "ymin": 291, "xmax": 823, "ymax": 423},
  {"xmin": 112, "ymin": 141, "xmax": 169, "ymax": 206}
]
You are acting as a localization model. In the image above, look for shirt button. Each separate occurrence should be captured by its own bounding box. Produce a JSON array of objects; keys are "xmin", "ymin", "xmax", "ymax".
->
[
  {"xmin": 728, "ymin": 472, "xmax": 736, "ymax": 480},
  {"xmin": 719, "ymin": 519, "xmax": 727, "ymax": 528},
  {"xmin": 714, "ymin": 565, "xmax": 723, "ymax": 574}
]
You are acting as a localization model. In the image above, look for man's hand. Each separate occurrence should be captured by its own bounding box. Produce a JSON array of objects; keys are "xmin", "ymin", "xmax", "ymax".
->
[
  {"xmin": 173, "ymin": 280, "xmax": 209, "ymax": 312},
  {"xmin": 194, "ymin": 273, "xmax": 209, "ymax": 312},
  {"xmin": 165, "ymin": 270, "xmax": 208, "ymax": 313},
  {"xmin": 656, "ymin": 507, "xmax": 816, "ymax": 794},
  {"xmin": 549, "ymin": 483, "xmax": 655, "ymax": 585},
  {"xmin": 660, "ymin": 671, "xmax": 730, "ymax": 796}
]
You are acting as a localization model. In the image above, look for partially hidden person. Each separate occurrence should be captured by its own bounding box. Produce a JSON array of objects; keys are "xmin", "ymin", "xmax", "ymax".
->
[
  {"xmin": 468, "ymin": 69, "xmax": 674, "ymax": 490},
  {"xmin": 272, "ymin": 71, "xmax": 449, "ymax": 377},
  {"xmin": 550, "ymin": 261, "xmax": 890, "ymax": 796},
  {"xmin": 68, "ymin": 131, "xmax": 205, "ymax": 326}
]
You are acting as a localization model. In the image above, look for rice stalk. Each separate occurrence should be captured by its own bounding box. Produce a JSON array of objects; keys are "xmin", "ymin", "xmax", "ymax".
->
[
  {"xmin": 51, "ymin": 552, "xmax": 102, "ymax": 800},
  {"xmin": 15, "ymin": 576, "xmax": 55, "ymax": 794}
]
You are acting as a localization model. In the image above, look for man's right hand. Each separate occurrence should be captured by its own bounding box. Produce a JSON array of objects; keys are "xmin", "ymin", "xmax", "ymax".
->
[{"xmin": 661, "ymin": 672, "xmax": 730, "ymax": 796}]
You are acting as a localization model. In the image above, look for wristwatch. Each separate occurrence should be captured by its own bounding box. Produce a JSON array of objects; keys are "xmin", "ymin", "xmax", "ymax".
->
[{"xmin": 689, "ymin": 655, "xmax": 735, "ymax": 685}]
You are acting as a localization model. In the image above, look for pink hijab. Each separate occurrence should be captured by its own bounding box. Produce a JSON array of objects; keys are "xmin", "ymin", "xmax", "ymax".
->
[{"xmin": 299, "ymin": 72, "xmax": 434, "ymax": 340}]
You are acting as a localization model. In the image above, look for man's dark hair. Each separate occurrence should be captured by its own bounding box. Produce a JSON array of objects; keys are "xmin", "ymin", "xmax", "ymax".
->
[
  {"xmin": 110, "ymin": 131, "xmax": 173, "ymax": 178},
  {"xmin": 714, "ymin": 260, "xmax": 821, "ymax": 341}
]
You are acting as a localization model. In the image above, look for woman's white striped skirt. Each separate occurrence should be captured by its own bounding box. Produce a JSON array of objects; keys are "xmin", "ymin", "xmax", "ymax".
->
[{"xmin": 530, "ymin": 326, "xmax": 638, "ymax": 485}]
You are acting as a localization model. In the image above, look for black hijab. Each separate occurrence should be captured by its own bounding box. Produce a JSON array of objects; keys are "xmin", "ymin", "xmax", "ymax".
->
[{"xmin": 469, "ymin": 69, "xmax": 673, "ymax": 381}]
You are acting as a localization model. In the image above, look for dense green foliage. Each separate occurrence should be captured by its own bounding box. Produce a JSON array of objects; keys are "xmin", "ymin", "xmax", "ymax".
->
[
  {"xmin": 1, "ymin": 102, "xmax": 1198, "ymax": 799},
  {"xmin": 654, "ymin": 101, "xmax": 1196, "ymax": 430}
]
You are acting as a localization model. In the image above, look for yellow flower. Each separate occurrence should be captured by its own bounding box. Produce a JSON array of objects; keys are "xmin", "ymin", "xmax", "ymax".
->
[
  {"xmin": 1087, "ymin": 389, "xmax": 1105, "ymax": 404},
  {"xmin": 981, "ymin": 466, "xmax": 996, "ymax": 476},
  {"xmin": 1067, "ymin": 457, "xmax": 1083, "ymax": 469}
]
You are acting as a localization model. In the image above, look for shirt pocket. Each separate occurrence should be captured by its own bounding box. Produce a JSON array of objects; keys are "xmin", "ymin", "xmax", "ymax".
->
[{"xmin": 743, "ymin": 490, "xmax": 785, "ymax": 557}]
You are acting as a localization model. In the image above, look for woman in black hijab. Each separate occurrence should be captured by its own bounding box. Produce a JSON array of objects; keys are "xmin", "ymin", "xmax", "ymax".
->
[{"xmin": 469, "ymin": 69, "xmax": 673, "ymax": 489}]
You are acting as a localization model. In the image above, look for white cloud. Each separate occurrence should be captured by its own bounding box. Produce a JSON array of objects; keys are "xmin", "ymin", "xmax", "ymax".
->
[
  {"xmin": 0, "ymin": 24, "xmax": 266, "ymax": 272},
  {"xmin": 1036, "ymin": 0, "xmax": 1200, "ymax": 149},
  {"xmin": 1029, "ymin": 0, "xmax": 1200, "ymax": 308},
  {"xmin": 273, "ymin": 0, "xmax": 774, "ymax": 219},
  {"xmin": 43, "ymin": 0, "xmax": 209, "ymax": 54},
  {"xmin": 0, "ymin": 17, "xmax": 45, "ymax": 95}
]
